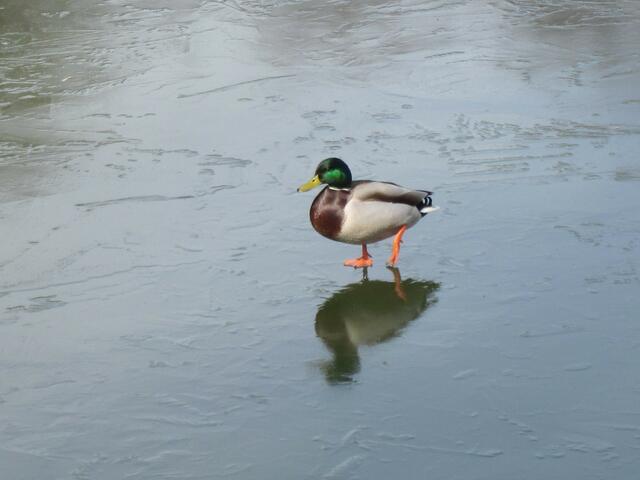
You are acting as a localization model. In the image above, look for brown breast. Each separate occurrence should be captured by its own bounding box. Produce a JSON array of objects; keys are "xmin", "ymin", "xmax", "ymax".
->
[{"xmin": 310, "ymin": 187, "xmax": 350, "ymax": 240}]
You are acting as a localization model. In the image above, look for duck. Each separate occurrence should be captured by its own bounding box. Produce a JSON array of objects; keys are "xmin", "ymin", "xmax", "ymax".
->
[{"xmin": 297, "ymin": 157, "xmax": 438, "ymax": 268}]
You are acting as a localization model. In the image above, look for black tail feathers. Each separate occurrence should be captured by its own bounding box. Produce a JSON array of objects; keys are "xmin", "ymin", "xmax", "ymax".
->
[{"xmin": 417, "ymin": 193, "xmax": 433, "ymax": 216}]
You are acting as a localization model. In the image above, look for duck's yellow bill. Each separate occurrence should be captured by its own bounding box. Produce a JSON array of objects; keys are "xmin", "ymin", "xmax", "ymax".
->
[{"xmin": 297, "ymin": 175, "xmax": 321, "ymax": 192}]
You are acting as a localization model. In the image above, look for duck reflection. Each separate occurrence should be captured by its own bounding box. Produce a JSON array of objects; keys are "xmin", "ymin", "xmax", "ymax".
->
[{"xmin": 315, "ymin": 268, "xmax": 440, "ymax": 384}]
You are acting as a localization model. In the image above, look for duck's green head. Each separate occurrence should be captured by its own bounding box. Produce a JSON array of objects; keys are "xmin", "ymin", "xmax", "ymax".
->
[{"xmin": 297, "ymin": 157, "xmax": 352, "ymax": 192}]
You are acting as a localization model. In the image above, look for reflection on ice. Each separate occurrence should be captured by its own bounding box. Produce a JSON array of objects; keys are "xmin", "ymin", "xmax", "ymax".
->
[{"xmin": 315, "ymin": 268, "xmax": 439, "ymax": 384}]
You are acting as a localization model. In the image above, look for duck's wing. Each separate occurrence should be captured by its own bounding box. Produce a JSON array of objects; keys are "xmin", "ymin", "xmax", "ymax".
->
[{"xmin": 351, "ymin": 181, "xmax": 434, "ymax": 213}]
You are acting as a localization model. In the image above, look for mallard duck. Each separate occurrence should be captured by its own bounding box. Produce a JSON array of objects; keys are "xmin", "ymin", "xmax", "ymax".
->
[{"xmin": 297, "ymin": 158, "xmax": 439, "ymax": 268}]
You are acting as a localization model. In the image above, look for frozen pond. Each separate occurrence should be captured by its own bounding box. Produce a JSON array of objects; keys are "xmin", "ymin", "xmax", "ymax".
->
[{"xmin": 1, "ymin": 0, "xmax": 640, "ymax": 478}]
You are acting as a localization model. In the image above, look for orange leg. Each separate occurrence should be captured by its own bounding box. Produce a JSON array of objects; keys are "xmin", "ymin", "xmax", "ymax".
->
[
  {"xmin": 344, "ymin": 244, "xmax": 373, "ymax": 268},
  {"xmin": 386, "ymin": 225, "xmax": 408, "ymax": 267}
]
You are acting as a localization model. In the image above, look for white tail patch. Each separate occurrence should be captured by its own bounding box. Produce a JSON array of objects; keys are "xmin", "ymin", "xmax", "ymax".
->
[{"xmin": 421, "ymin": 206, "xmax": 440, "ymax": 214}]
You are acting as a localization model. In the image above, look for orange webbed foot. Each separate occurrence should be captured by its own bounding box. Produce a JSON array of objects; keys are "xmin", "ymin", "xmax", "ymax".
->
[
  {"xmin": 344, "ymin": 244, "xmax": 373, "ymax": 269},
  {"xmin": 344, "ymin": 257, "xmax": 373, "ymax": 269}
]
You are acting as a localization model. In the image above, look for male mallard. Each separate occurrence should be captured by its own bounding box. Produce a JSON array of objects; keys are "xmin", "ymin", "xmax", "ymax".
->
[{"xmin": 297, "ymin": 158, "xmax": 438, "ymax": 268}]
